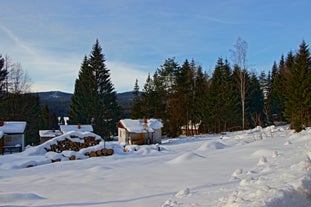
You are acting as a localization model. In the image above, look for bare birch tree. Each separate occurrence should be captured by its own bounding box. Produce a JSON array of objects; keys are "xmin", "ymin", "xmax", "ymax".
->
[
  {"xmin": 8, "ymin": 61, "xmax": 32, "ymax": 94},
  {"xmin": 230, "ymin": 37, "xmax": 248, "ymax": 129}
]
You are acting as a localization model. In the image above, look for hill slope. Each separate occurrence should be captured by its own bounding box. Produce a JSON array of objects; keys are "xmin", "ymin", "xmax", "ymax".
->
[{"xmin": 35, "ymin": 91, "xmax": 134, "ymax": 118}]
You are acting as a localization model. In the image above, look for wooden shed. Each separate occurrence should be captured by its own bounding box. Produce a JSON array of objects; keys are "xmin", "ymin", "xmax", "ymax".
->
[
  {"xmin": 118, "ymin": 119, "xmax": 163, "ymax": 145},
  {"xmin": 0, "ymin": 121, "xmax": 27, "ymax": 154},
  {"xmin": 59, "ymin": 124, "xmax": 93, "ymax": 133},
  {"xmin": 39, "ymin": 130, "xmax": 62, "ymax": 144}
]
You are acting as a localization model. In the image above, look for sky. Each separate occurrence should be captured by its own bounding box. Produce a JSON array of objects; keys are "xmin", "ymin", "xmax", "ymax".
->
[{"xmin": 0, "ymin": 0, "xmax": 310, "ymax": 93}]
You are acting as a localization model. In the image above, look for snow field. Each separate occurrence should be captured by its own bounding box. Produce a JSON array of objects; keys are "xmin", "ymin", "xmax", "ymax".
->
[{"xmin": 0, "ymin": 125, "xmax": 311, "ymax": 207}]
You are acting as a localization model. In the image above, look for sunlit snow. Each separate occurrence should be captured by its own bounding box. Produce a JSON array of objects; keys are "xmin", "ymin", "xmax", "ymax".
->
[{"xmin": 1, "ymin": 125, "xmax": 311, "ymax": 207}]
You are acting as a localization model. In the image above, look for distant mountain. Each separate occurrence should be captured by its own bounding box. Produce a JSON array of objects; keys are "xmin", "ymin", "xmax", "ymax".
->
[{"xmin": 34, "ymin": 91, "xmax": 135, "ymax": 118}]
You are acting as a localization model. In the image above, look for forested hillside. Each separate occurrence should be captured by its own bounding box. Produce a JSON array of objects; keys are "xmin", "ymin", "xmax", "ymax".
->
[{"xmin": 36, "ymin": 91, "xmax": 134, "ymax": 118}]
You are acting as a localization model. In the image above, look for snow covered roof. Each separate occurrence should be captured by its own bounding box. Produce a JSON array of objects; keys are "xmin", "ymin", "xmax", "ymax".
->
[
  {"xmin": 119, "ymin": 119, "xmax": 163, "ymax": 133},
  {"xmin": 0, "ymin": 121, "xmax": 27, "ymax": 134},
  {"xmin": 39, "ymin": 130, "xmax": 62, "ymax": 138},
  {"xmin": 60, "ymin": 125, "xmax": 93, "ymax": 133},
  {"xmin": 42, "ymin": 131, "xmax": 102, "ymax": 147}
]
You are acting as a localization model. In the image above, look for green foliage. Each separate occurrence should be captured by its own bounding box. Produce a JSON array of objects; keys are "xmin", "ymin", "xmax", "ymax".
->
[
  {"xmin": 39, "ymin": 105, "xmax": 59, "ymax": 130},
  {"xmin": 69, "ymin": 40, "xmax": 122, "ymax": 139},
  {"xmin": 284, "ymin": 41, "xmax": 311, "ymax": 131},
  {"xmin": 131, "ymin": 79, "xmax": 143, "ymax": 119},
  {"xmin": 207, "ymin": 58, "xmax": 238, "ymax": 133},
  {"xmin": 246, "ymin": 73, "xmax": 264, "ymax": 127}
]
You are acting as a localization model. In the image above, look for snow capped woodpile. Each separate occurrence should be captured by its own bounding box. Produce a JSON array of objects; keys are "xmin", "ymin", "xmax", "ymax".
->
[{"xmin": 41, "ymin": 131, "xmax": 114, "ymax": 162}]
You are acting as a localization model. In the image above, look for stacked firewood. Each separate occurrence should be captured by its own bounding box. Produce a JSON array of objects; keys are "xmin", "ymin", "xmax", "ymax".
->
[
  {"xmin": 44, "ymin": 136, "xmax": 114, "ymax": 160},
  {"xmin": 84, "ymin": 148, "xmax": 114, "ymax": 157},
  {"xmin": 45, "ymin": 136, "xmax": 100, "ymax": 153}
]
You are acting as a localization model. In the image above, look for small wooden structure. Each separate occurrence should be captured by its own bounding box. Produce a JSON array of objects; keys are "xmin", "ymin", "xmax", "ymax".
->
[
  {"xmin": 59, "ymin": 124, "xmax": 93, "ymax": 133},
  {"xmin": 0, "ymin": 121, "xmax": 27, "ymax": 154},
  {"xmin": 118, "ymin": 119, "xmax": 163, "ymax": 145},
  {"xmin": 39, "ymin": 130, "xmax": 62, "ymax": 144}
]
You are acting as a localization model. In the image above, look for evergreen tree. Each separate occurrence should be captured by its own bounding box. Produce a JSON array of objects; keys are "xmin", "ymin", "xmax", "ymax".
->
[
  {"xmin": 207, "ymin": 58, "xmax": 237, "ymax": 133},
  {"xmin": 140, "ymin": 74, "xmax": 155, "ymax": 118},
  {"xmin": 39, "ymin": 105, "xmax": 50, "ymax": 130},
  {"xmin": 284, "ymin": 41, "xmax": 311, "ymax": 131},
  {"xmin": 171, "ymin": 59, "xmax": 194, "ymax": 136},
  {"xmin": 39, "ymin": 105, "xmax": 59, "ymax": 130},
  {"xmin": 246, "ymin": 73, "xmax": 264, "ymax": 127},
  {"xmin": 69, "ymin": 56, "xmax": 97, "ymax": 125},
  {"xmin": 193, "ymin": 65, "xmax": 209, "ymax": 133},
  {"xmin": 69, "ymin": 40, "xmax": 122, "ymax": 139},
  {"xmin": 153, "ymin": 58, "xmax": 179, "ymax": 134},
  {"xmin": 131, "ymin": 79, "xmax": 143, "ymax": 119}
]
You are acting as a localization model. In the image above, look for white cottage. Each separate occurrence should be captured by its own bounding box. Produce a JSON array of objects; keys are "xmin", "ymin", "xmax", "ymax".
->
[
  {"xmin": 118, "ymin": 119, "xmax": 163, "ymax": 145},
  {"xmin": 0, "ymin": 121, "xmax": 27, "ymax": 153}
]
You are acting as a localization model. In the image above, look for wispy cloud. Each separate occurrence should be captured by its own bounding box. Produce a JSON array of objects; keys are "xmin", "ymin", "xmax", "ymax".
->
[{"xmin": 0, "ymin": 22, "xmax": 37, "ymax": 58}]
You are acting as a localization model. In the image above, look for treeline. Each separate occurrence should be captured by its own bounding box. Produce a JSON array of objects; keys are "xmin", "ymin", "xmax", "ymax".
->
[
  {"xmin": 0, "ymin": 55, "xmax": 59, "ymax": 145},
  {"xmin": 131, "ymin": 40, "xmax": 311, "ymax": 136}
]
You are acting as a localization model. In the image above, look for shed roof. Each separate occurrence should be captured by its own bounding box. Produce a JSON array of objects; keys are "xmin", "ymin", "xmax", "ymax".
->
[
  {"xmin": 0, "ymin": 121, "xmax": 27, "ymax": 134},
  {"xmin": 39, "ymin": 130, "xmax": 62, "ymax": 138},
  {"xmin": 60, "ymin": 125, "xmax": 93, "ymax": 133},
  {"xmin": 119, "ymin": 119, "xmax": 163, "ymax": 133}
]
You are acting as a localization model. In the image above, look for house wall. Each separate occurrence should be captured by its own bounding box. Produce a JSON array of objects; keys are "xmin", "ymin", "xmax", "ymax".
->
[
  {"xmin": 3, "ymin": 134, "xmax": 25, "ymax": 151},
  {"xmin": 118, "ymin": 128, "xmax": 128, "ymax": 144},
  {"xmin": 118, "ymin": 128, "xmax": 162, "ymax": 145},
  {"xmin": 152, "ymin": 129, "xmax": 162, "ymax": 144}
]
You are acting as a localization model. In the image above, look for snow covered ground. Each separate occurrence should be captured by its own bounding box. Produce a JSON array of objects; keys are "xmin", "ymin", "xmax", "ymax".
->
[{"xmin": 1, "ymin": 125, "xmax": 311, "ymax": 207}]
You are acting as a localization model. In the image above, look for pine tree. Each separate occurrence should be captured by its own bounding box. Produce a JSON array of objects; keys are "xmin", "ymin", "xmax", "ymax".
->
[
  {"xmin": 193, "ymin": 65, "xmax": 209, "ymax": 133},
  {"xmin": 39, "ymin": 105, "xmax": 50, "ymax": 130},
  {"xmin": 69, "ymin": 40, "xmax": 122, "ymax": 139},
  {"xmin": 246, "ymin": 73, "xmax": 264, "ymax": 127},
  {"xmin": 207, "ymin": 58, "xmax": 237, "ymax": 133},
  {"xmin": 131, "ymin": 79, "xmax": 143, "ymax": 119},
  {"xmin": 69, "ymin": 56, "xmax": 97, "ymax": 125},
  {"xmin": 284, "ymin": 41, "xmax": 311, "ymax": 131}
]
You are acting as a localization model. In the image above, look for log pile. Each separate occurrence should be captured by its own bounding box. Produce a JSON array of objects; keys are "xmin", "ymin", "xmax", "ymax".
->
[
  {"xmin": 45, "ymin": 136, "xmax": 100, "ymax": 153},
  {"xmin": 44, "ymin": 136, "xmax": 114, "ymax": 161}
]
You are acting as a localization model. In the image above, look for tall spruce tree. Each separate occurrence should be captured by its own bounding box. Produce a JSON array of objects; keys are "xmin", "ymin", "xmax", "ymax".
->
[
  {"xmin": 69, "ymin": 40, "xmax": 122, "ymax": 138},
  {"xmin": 69, "ymin": 56, "xmax": 98, "ymax": 125},
  {"xmin": 246, "ymin": 73, "xmax": 264, "ymax": 127},
  {"xmin": 131, "ymin": 79, "xmax": 143, "ymax": 119},
  {"xmin": 284, "ymin": 41, "xmax": 311, "ymax": 131},
  {"xmin": 207, "ymin": 58, "xmax": 237, "ymax": 133}
]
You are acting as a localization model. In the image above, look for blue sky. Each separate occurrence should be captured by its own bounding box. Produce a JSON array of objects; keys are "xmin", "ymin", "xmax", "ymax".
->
[{"xmin": 0, "ymin": 0, "xmax": 310, "ymax": 93}]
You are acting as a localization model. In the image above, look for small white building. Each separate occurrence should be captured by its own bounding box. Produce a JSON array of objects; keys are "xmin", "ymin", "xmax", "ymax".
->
[
  {"xmin": 118, "ymin": 119, "xmax": 163, "ymax": 145},
  {"xmin": 0, "ymin": 121, "xmax": 27, "ymax": 153}
]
